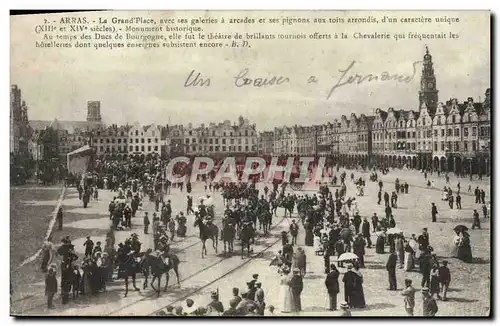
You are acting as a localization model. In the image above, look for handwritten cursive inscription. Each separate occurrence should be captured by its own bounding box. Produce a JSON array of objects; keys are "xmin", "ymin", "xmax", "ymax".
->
[
  {"xmin": 234, "ymin": 68, "xmax": 290, "ymax": 88},
  {"xmin": 326, "ymin": 60, "xmax": 421, "ymax": 100},
  {"xmin": 184, "ymin": 70, "xmax": 211, "ymax": 87}
]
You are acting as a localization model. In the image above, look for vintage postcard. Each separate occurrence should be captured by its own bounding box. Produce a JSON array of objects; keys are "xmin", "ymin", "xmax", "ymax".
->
[{"xmin": 10, "ymin": 10, "xmax": 491, "ymax": 317}]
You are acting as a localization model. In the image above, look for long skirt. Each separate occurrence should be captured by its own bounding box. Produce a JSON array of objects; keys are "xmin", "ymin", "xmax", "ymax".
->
[{"xmin": 404, "ymin": 252, "xmax": 414, "ymax": 271}]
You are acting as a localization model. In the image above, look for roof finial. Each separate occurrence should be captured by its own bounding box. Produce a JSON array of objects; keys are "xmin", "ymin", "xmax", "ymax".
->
[{"xmin": 425, "ymin": 45, "xmax": 429, "ymax": 55}]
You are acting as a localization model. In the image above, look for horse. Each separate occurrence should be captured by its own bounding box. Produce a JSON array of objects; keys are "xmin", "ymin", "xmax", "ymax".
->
[
  {"xmin": 194, "ymin": 217, "xmax": 219, "ymax": 258},
  {"xmin": 143, "ymin": 252, "xmax": 181, "ymax": 297},
  {"xmin": 220, "ymin": 221, "xmax": 235, "ymax": 254},
  {"xmin": 258, "ymin": 211, "xmax": 271, "ymax": 235},
  {"xmin": 240, "ymin": 223, "xmax": 255, "ymax": 259},
  {"xmin": 117, "ymin": 252, "xmax": 141, "ymax": 297}
]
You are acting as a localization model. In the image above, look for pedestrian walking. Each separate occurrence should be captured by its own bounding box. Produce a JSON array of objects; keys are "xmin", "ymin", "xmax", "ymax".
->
[
  {"xmin": 438, "ymin": 260, "xmax": 451, "ymax": 301},
  {"xmin": 472, "ymin": 209, "xmax": 481, "ymax": 229},
  {"xmin": 45, "ymin": 266, "xmax": 57, "ymax": 309},
  {"xmin": 431, "ymin": 203, "xmax": 438, "ymax": 223},
  {"xmin": 386, "ymin": 249, "xmax": 398, "ymax": 290},
  {"xmin": 401, "ymin": 279, "xmax": 416, "ymax": 316},
  {"xmin": 143, "ymin": 212, "xmax": 150, "ymax": 234},
  {"xmin": 325, "ymin": 264, "xmax": 340, "ymax": 311},
  {"xmin": 421, "ymin": 287, "xmax": 438, "ymax": 316},
  {"xmin": 56, "ymin": 207, "xmax": 63, "ymax": 231}
]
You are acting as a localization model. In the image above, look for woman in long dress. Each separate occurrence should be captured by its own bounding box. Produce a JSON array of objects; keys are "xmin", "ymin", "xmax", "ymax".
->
[
  {"xmin": 351, "ymin": 262, "xmax": 366, "ymax": 308},
  {"xmin": 457, "ymin": 232, "xmax": 473, "ymax": 263},
  {"xmin": 450, "ymin": 231, "xmax": 460, "ymax": 258},
  {"xmin": 375, "ymin": 232, "xmax": 385, "ymax": 254},
  {"xmin": 404, "ymin": 242, "xmax": 415, "ymax": 271},
  {"xmin": 280, "ymin": 268, "xmax": 294, "ymax": 313},
  {"xmin": 313, "ymin": 234, "xmax": 322, "ymax": 255}
]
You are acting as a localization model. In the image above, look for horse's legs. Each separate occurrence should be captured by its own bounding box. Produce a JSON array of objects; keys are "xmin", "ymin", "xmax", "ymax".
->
[
  {"xmin": 157, "ymin": 274, "xmax": 161, "ymax": 297},
  {"xmin": 124, "ymin": 276, "xmax": 129, "ymax": 297},
  {"xmin": 201, "ymin": 240, "xmax": 206, "ymax": 258},
  {"xmin": 174, "ymin": 266, "xmax": 181, "ymax": 287},
  {"xmin": 163, "ymin": 273, "xmax": 169, "ymax": 292},
  {"xmin": 150, "ymin": 275, "xmax": 157, "ymax": 292},
  {"xmin": 143, "ymin": 273, "xmax": 148, "ymax": 290},
  {"xmin": 132, "ymin": 272, "xmax": 140, "ymax": 291},
  {"xmin": 213, "ymin": 237, "xmax": 218, "ymax": 253}
]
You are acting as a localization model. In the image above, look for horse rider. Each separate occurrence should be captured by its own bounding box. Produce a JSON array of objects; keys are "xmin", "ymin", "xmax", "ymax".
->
[{"xmin": 130, "ymin": 234, "xmax": 142, "ymax": 254}]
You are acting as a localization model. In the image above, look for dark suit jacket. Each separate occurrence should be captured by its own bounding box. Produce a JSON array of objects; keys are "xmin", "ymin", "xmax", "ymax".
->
[
  {"xmin": 289, "ymin": 275, "xmax": 303, "ymax": 294},
  {"xmin": 325, "ymin": 270, "xmax": 340, "ymax": 294},
  {"xmin": 386, "ymin": 253, "xmax": 397, "ymax": 271}
]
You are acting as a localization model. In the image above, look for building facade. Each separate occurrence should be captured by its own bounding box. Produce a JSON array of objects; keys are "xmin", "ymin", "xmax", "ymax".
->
[
  {"xmin": 127, "ymin": 123, "xmax": 162, "ymax": 157},
  {"xmin": 94, "ymin": 124, "xmax": 131, "ymax": 158}
]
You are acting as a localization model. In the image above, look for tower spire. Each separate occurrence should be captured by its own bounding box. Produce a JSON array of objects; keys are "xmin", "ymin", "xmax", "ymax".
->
[{"xmin": 418, "ymin": 46, "xmax": 439, "ymax": 116}]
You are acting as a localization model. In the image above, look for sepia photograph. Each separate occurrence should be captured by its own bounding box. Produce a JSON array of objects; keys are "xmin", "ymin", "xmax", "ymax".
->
[{"xmin": 9, "ymin": 10, "xmax": 491, "ymax": 317}]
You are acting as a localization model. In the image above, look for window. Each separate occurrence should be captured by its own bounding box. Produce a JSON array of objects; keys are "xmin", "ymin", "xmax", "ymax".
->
[
  {"xmin": 480, "ymin": 127, "xmax": 485, "ymax": 137},
  {"xmin": 238, "ymin": 146, "xmax": 242, "ymax": 151},
  {"xmin": 418, "ymin": 131, "xmax": 421, "ymax": 138},
  {"xmin": 464, "ymin": 141, "xmax": 468, "ymax": 151},
  {"xmin": 222, "ymin": 139, "xmax": 226, "ymax": 144},
  {"xmin": 154, "ymin": 146, "xmax": 158, "ymax": 151},
  {"xmin": 454, "ymin": 128, "xmax": 459, "ymax": 137},
  {"xmin": 118, "ymin": 139, "xmax": 121, "ymax": 144},
  {"xmin": 412, "ymin": 132, "xmax": 416, "ymax": 138},
  {"xmin": 230, "ymin": 139, "xmax": 235, "ymax": 144},
  {"xmin": 441, "ymin": 142, "xmax": 444, "ymax": 151},
  {"xmin": 135, "ymin": 139, "xmax": 139, "ymax": 143},
  {"xmin": 135, "ymin": 146, "xmax": 139, "ymax": 151},
  {"xmin": 411, "ymin": 143, "xmax": 416, "ymax": 150},
  {"xmin": 454, "ymin": 141, "xmax": 459, "ymax": 151},
  {"xmin": 209, "ymin": 146, "xmax": 213, "ymax": 151},
  {"xmin": 148, "ymin": 146, "xmax": 151, "ymax": 151},
  {"xmin": 464, "ymin": 128, "xmax": 469, "ymax": 137},
  {"xmin": 141, "ymin": 146, "xmax": 145, "ymax": 151},
  {"xmin": 212, "ymin": 131, "xmax": 216, "ymax": 136},
  {"xmin": 129, "ymin": 146, "xmax": 133, "ymax": 151},
  {"xmin": 215, "ymin": 138, "xmax": 219, "ymax": 144},
  {"xmin": 447, "ymin": 142, "xmax": 451, "ymax": 151},
  {"xmin": 106, "ymin": 138, "xmax": 110, "ymax": 143},
  {"xmin": 472, "ymin": 141, "xmax": 476, "ymax": 151},
  {"xmin": 100, "ymin": 139, "xmax": 104, "ymax": 143},
  {"xmin": 155, "ymin": 138, "xmax": 158, "ymax": 143},
  {"xmin": 452, "ymin": 115, "xmax": 456, "ymax": 123},
  {"xmin": 437, "ymin": 116, "xmax": 441, "ymax": 125},
  {"xmin": 222, "ymin": 146, "xmax": 226, "ymax": 151},
  {"xmin": 472, "ymin": 127, "xmax": 477, "ymax": 136},
  {"xmin": 112, "ymin": 139, "xmax": 116, "ymax": 144},
  {"xmin": 148, "ymin": 138, "xmax": 151, "ymax": 143},
  {"xmin": 192, "ymin": 138, "xmax": 196, "ymax": 143},
  {"xmin": 434, "ymin": 130, "xmax": 438, "ymax": 137},
  {"xmin": 427, "ymin": 130, "xmax": 432, "ymax": 138},
  {"xmin": 186, "ymin": 139, "xmax": 190, "ymax": 144},
  {"xmin": 434, "ymin": 143, "xmax": 438, "ymax": 151},
  {"xmin": 446, "ymin": 129, "xmax": 452, "ymax": 137},
  {"xmin": 135, "ymin": 131, "xmax": 138, "ymax": 136}
]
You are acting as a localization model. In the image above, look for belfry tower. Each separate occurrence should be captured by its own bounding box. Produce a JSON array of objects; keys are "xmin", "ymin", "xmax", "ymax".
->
[{"xmin": 418, "ymin": 46, "xmax": 439, "ymax": 116}]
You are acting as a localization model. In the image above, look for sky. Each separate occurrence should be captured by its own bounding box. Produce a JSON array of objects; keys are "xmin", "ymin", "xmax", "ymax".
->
[{"xmin": 10, "ymin": 10, "xmax": 490, "ymax": 131}]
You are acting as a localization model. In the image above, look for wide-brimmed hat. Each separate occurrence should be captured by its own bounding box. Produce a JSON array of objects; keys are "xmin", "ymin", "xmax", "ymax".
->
[
  {"xmin": 340, "ymin": 302, "xmax": 349, "ymax": 309},
  {"xmin": 421, "ymin": 287, "xmax": 430, "ymax": 293}
]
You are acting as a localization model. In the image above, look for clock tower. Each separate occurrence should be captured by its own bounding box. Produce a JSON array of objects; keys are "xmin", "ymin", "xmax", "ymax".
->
[{"xmin": 418, "ymin": 46, "xmax": 439, "ymax": 116}]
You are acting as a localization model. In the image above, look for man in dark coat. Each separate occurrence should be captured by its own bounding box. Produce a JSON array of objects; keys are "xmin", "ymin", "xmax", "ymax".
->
[
  {"xmin": 83, "ymin": 236, "xmax": 94, "ymax": 258},
  {"xmin": 361, "ymin": 218, "xmax": 372, "ymax": 248},
  {"xmin": 371, "ymin": 213, "xmax": 379, "ymax": 232},
  {"xmin": 431, "ymin": 203, "xmax": 438, "ymax": 222},
  {"xmin": 383, "ymin": 192, "xmax": 390, "ymax": 207},
  {"xmin": 386, "ymin": 249, "xmax": 398, "ymax": 290},
  {"xmin": 418, "ymin": 228, "xmax": 430, "ymax": 252},
  {"xmin": 352, "ymin": 234, "xmax": 366, "ymax": 267},
  {"xmin": 289, "ymin": 219, "xmax": 299, "ymax": 245},
  {"xmin": 377, "ymin": 190, "xmax": 382, "ymax": 205},
  {"xmin": 289, "ymin": 269, "xmax": 303, "ymax": 312},
  {"xmin": 335, "ymin": 239, "xmax": 345, "ymax": 268},
  {"xmin": 56, "ymin": 207, "xmax": 64, "ymax": 231},
  {"xmin": 45, "ymin": 266, "xmax": 58, "ymax": 309},
  {"xmin": 325, "ymin": 264, "xmax": 340, "ymax": 310},
  {"xmin": 352, "ymin": 213, "xmax": 362, "ymax": 235}
]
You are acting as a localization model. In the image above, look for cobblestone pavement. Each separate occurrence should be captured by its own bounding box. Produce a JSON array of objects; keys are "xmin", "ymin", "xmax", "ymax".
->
[{"xmin": 11, "ymin": 169, "xmax": 490, "ymax": 316}]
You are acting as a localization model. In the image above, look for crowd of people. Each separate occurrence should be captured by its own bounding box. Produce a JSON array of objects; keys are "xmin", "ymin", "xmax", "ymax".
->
[{"xmin": 35, "ymin": 154, "xmax": 488, "ymax": 316}]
